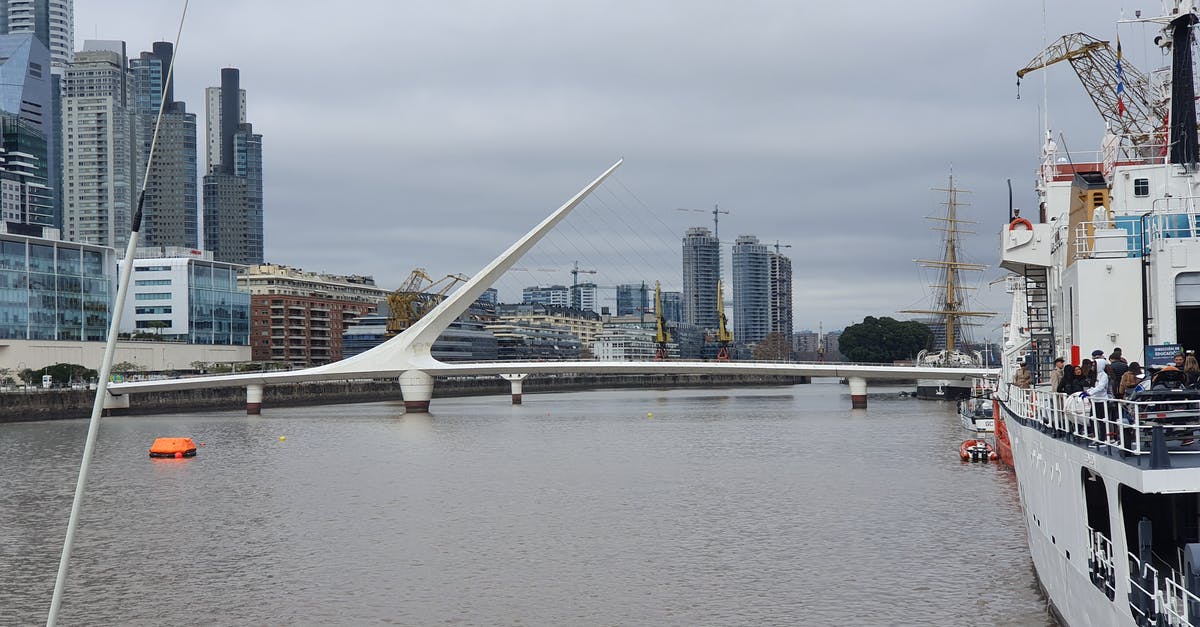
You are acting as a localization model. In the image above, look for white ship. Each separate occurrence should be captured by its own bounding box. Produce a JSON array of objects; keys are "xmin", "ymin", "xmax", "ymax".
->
[{"xmin": 996, "ymin": 3, "xmax": 1200, "ymax": 624}]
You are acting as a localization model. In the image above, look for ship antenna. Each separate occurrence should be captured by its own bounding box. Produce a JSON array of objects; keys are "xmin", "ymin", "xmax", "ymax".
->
[
  {"xmin": 46, "ymin": 2, "xmax": 191, "ymax": 624},
  {"xmin": 1059, "ymin": 132, "xmax": 1078, "ymax": 172}
]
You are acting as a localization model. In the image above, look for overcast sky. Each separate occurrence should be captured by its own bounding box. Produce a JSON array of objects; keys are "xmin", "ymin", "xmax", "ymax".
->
[{"xmin": 76, "ymin": 0, "xmax": 1167, "ymax": 341}]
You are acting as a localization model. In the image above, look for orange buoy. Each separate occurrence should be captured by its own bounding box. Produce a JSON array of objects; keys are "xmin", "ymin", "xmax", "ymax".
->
[{"xmin": 149, "ymin": 437, "xmax": 197, "ymax": 458}]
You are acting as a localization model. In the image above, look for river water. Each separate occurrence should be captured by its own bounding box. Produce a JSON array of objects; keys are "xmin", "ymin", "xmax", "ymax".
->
[{"xmin": 1, "ymin": 381, "xmax": 1052, "ymax": 626}]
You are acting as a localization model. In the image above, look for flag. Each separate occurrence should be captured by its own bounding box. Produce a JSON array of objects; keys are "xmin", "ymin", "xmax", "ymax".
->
[{"xmin": 1116, "ymin": 36, "xmax": 1126, "ymax": 116}]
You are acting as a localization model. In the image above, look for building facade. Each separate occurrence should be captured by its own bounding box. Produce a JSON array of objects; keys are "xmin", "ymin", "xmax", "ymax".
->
[
  {"xmin": 130, "ymin": 42, "xmax": 198, "ymax": 249},
  {"xmin": 61, "ymin": 41, "xmax": 138, "ymax": 249},
  {"xmin": 682, "ymin": 226, "xmax": 719, "ymax": 330},
  {"xmin": 522, "ymin": 284, "xmax": 569, "ymax": 307},
  {"xmin": 0, "ymin": 34, "xmax": 51, "ymax": 226},
  {"xmin": 0, "ymin": 223, "xmax": 111, "ymax": 341},
  {"xmin": 240, "ymin": 264, "xmax": 388, "ymax": 366},
  {"xmin": 203, "ymin": 68, "xmax": 262, "ymax": 265},
  {"xmin": 570, "ymin": 282, "xmax": 596, "ymax": 312},
  {"xmin": 615, "ymin": 282, "xmax": 649, "ymax": 316},
  {"xmin": 0, "ymin": 115, "xmax": 51, "ymax": 226},
  {"xmin": 591, "ymin": 325, "xmax": 677, "ymax": 361},
  {"xmin": 769, "ymin": 250, "xmax": 793, "ymax": 343},
  {"xmin": 118, "ymin": 247, "xmax": 249, "ymax": 345},
  {"xmin": 496, "ymin": 302, "xmax": 601, "ymax": 349},
  {"xmin": 732, "ymin": 234, "xmax": 769, "ymax": 344}
]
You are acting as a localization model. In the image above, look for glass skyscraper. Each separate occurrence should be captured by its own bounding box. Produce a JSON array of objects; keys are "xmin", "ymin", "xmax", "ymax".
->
[
  {"xmin": 203, "ymin": 68, "xmax": 263, "ymax": 265},
  {"xmin": 0, "ymin": 228, "xmax": 113, "ymax": 341},
  {"xmin": 616, "ymin": 282, "xmax": 649, "ymax": 316}
]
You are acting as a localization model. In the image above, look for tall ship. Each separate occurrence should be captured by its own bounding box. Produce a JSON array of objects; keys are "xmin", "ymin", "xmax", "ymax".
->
[
  {"xmin": 996, "ymin": 2, "xmax": 1200, "ymax": 624},
  {"xmin": 904, "ymin": 177, "xmax": 992, "ymax": 400}
]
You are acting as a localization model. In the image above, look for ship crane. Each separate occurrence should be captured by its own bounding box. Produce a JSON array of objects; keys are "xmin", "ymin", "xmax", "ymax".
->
[
  {"xmin": 1016, "ymin": 32, "xmax": 1164, "ymax": 155},
  {"xmin": 386, "ymin": 269, "xmax": 470, "ymax": 337}
]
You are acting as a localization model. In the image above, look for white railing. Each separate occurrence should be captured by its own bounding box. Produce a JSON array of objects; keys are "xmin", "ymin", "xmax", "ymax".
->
[
  {"xmin": 1004, "ymin": 384, "xmax": 1200, "ymax": 457},
  {"xmin": 1072, "ymin": 221, "xmax": 1142, "ymax": 260},
  {"xmin": 1126, "ymin": 549, "xmax": 1200, "ymax": 626},
  {"xmin": 971, "ymin": 377, "xmax": 998, "ymax": 399},
  {"xmin": 1088, "ymin": 528, "xmax": 1117, "ymax": 600}
]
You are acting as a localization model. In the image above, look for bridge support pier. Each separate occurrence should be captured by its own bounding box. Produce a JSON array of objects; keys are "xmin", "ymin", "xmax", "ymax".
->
[
  {"xmin": 102, "ymin": 391, "xmax": 129, "ymax": 416},
  {"xmin": 499, "ymin": 373, "xmax": 528, "ymax": 404},
  {"xmin": 247, "ymin": 384, "xmax": 263, "ymax": 415},
  {"xmin": 848, "ymin": 377, "xmax": 867, "ymax": 409},
  {"xmin": 400, "ymin": 370, "xmax": 434, "ymax": 412}
]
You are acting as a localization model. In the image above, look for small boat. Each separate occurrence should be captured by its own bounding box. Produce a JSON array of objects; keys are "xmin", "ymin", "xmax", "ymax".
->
[
  {"xmin": 149, "ymin": 437, "xmax": 197, "ymax": 458},
  {"xmin": 959, "ymin": 439, "xmax": 996, "ymax": 462},
  {"xmin": 958, "ymin": 398, "xmax": 995, "ymax": 432}
]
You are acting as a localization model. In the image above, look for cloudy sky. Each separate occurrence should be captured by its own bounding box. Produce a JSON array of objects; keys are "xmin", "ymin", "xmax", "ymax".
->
[{"xmin": 77, "ymin": 0, "xmax": 1165, "ymax": 341}]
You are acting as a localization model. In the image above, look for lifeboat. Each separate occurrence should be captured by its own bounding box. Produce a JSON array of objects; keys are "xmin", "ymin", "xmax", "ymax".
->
[
  {"xmin": 149, "ymin": 437, "xmax": 197, "ymax": 458},
  {"xmin": 959, "ymin": 439, "xmax": 997, "ymax": 462}
]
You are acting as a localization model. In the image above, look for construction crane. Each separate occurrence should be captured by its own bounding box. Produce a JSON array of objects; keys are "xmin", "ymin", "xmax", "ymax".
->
[
  {"xmin": 676, "ymin": 204, "xmax": 731, "ymax": 238},
  {"xmin": 386, "ymin": 269, "xmax": 470, "ymax": 336},
  {"xmin": 653, "ymin": 281, "xmax": 672, "ymax": 360},
  {"xmin": 715, "ymin": 279, "xmax": 733, "ymax": 361},
  {"xmin": 569, "ymin": 261, "xmax": 597, "ymax": 309},
  {"xmin": 1016, "ymin": 32, "xmax": 1163, "ymax": 154}
]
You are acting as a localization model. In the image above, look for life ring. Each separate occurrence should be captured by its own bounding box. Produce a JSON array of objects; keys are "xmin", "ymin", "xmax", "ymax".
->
[{"xmin": 1009, "ymin": 217, "xmax": 1034, "ymax": 230}]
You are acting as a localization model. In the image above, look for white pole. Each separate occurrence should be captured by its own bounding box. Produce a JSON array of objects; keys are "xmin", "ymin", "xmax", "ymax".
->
[{"xmin": 47, "ymin": 2, "xmax": 189, "ymax": 624}]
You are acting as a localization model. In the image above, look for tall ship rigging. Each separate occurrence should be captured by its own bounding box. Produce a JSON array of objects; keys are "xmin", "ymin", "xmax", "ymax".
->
[
  {"xmin": 903, "ymin": 177, "xmax": 993, "ymax": 400},
  {"xmin": 996, "ymin": 2, "xmax": 1200, "ymax": 625}
]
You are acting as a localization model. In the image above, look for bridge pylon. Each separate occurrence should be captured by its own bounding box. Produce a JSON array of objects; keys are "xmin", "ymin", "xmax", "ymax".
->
[
  {"xmin": 499, "ymin": 373, "xmax": 529, "ymax": 404},
  {"xmin": 400, "ymin": 370, "xmax": 434, "ymax": 412}
]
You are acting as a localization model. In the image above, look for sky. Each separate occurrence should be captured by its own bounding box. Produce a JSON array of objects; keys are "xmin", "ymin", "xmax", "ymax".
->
[{"xmin": 75, "ymin": 0, "xmax": 1170, "ymax": 343}]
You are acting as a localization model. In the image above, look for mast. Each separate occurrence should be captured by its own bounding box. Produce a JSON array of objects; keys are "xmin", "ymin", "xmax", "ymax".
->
[{"xmin": 901, "ymin": 174, "xmax": 994, "ymax": 353}]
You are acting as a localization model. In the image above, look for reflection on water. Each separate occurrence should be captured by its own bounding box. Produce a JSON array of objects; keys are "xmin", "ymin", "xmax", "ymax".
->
[{"xmin": 0, "ymin": 382, "xmax": 1053, "ymax": 626}]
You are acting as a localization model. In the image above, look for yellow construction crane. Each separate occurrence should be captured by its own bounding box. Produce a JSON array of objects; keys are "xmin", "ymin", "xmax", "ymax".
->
[
  {"xmin": 386, "ymin": 269, "xmax": 470, "ymax": 336},
  {"xmin": 1016, "ymin": 32, "xmax": 1163, "ymax": 153},
  {"xmin": 654, "ymin": 281, "xmax": 671, "ymax": 360},
  {"xmin": 715, "ymin": 279, "xmax": 732, "ymax": 361}
]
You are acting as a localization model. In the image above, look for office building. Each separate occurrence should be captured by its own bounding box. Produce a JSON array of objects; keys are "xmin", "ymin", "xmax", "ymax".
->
[
  {"xmin": 682, "ymin": 226, "xmax": 719, "ymax": 330},
  {"xmin": 570, "ymin": 281, "xmax": 596, "ymax": 312},
  {"xmin": 496, "ymin": 302, "xmax": 601, "ymax": 349},
  {"xmin": 659, "ymin": 290, "xmax": 683, "ymax": 325},
  {"xmin": 0, "ymin": 0, "xmax": 71, "ymax": 228},
  {"xmin": 522, "ymin": 284, "xmax": 569, "ymax": 307},
  {"xmin": 61, "ymin": 41, "xmax": 138, "ymax": 249},
  {"xmin": 0, "ymin": 34, "xmax": 51, "ymax": 226},
  {"xmin": 130, "ymin": 42, "xmax": 198, "ymax": 249},
  {"xmin": 769, "ymin": 250, "xmax": 793, "ymax": 343},
  {"xmin": 118, "ymin": 247, "xmax": 249, "ymax": 345},
  {"xmin": 0, "ymin": 223, "xmax": 111, "ymax": 341},
  {"xmin": 732, "ymin": 234, "xmax": 769, "ymax": 344},
  {"xmin": 615, "ymin": 282, "xmax": 649, "ymax": 316},
  {"xmin": 203, "ymin": 68, "xmax": 262, "ymax": 265}
]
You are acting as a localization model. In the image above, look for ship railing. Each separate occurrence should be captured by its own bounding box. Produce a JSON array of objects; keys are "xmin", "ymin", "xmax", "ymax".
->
[
  {"xmin": 1006, "ymin": 385, "xmax": 1200, "ymax": 457},
  {"xmin": 969, "ymin": 377, "xmax": 997, "ymax": 399},
  {"xmin": 1072, "ymin": 220, "xmax": 1143, "ymax": 260},
  {"xmin": 1126, "ymin": 550, "xmax": 1200, "ymax": 626},
  {"xmin": 1087, "ymin": 527, "xmax": 1117, "ymax": 600}
]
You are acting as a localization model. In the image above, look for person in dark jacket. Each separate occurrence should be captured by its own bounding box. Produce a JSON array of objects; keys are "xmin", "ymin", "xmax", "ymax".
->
[
  {"xmin": 1057, "ymin": 361, "xmax": 1076, "ymax": 394},
  {"xmin": 1109, "ymin": 349, "xmax": 1129, "ymax": 395}
]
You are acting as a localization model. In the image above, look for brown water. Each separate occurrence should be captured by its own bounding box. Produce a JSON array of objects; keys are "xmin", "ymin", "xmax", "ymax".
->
[{"xmin": 1, "ymin": 382, "xmax": 1052, "ymax": 626}]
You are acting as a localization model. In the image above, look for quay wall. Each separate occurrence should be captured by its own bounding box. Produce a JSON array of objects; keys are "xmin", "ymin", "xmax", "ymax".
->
[{"xmin": 0, "ymin": 373, "xmax": 809, "ymax": 423}]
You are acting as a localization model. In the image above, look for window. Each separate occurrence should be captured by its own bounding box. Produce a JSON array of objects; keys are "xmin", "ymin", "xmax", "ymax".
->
[
  {"xmin": 1134, "ymin": 178, "xmax": 1150, "ymax": 197},
  {"xmin": 135, "ymin": 292, "xmax": 171, "ymax": 301},
  {"xmin": 135, "ymin": 279, "xmax": 172, "ymax": 286}
]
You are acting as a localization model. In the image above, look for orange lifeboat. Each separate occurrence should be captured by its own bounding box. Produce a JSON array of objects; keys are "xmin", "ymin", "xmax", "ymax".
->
[
  {"xmin": 960, "ymin": 439, "xmax": 997, "ymax": 462},
  {"xmin": 149, "ymin": 437, "xmax": 197, "ymax": 459}
]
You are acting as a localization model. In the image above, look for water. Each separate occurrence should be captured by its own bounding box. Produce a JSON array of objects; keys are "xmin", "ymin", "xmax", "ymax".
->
[{"xmin": 1, "ymin": 382, "xmax": 1052, "ymax": 626}]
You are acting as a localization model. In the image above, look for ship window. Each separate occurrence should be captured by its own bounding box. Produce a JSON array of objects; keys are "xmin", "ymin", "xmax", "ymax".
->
[{"xmin": 1134, "ymin": 178, "xmax": 1150, "ymax": 197}]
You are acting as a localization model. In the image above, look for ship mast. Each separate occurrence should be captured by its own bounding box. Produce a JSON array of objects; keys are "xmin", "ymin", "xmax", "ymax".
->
[{"xmin": 901, "ymin": 174, "xmax": 994, "ymax": 353}]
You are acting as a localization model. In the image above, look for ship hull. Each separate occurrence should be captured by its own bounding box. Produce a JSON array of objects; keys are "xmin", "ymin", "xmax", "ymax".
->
[
  {"xmin": 915, "ymin": 378, "xmax": 972, "ymax": 400},
  {"xmin": 1004, "ymin": 412, "xmax": 1137, "ymax": 627}
]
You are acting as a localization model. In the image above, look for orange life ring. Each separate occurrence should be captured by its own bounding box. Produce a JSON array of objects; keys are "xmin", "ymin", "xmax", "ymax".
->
[{"xmin": 1009, "ymin": 217, "xmax": 1034, "ymax": 230}]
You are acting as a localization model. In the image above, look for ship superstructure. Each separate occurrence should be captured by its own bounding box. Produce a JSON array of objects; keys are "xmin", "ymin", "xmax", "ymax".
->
[
  {"xmin": 903, "ymin": 177, "xmax": 992, "ymax": 400},
  {"xmin": 997, "ymin": 3, "xmax": 1200, "ymax": 625}
]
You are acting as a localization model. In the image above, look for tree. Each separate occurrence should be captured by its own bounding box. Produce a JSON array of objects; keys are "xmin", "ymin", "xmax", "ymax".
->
[
  {"xmin": 838, "ymin": 316, "xmax": 933, "ymax": 363},
  {"xmin": 111, "ymin": 361, "xmax": 144, "ymax": 375},
  {"xmin": 752, "ymin": 332, "xmax": 793, "ymax": 361},
  {"xmin": 36, "ymin": 363, "xmax": 99, "ymax": 386}
]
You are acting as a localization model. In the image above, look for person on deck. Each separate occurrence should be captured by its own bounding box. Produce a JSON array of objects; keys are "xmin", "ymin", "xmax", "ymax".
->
[
  {"xmin": 1185, "ymin": 354, "xmax": 1200, "ymax": 386},
  {"xmin": 1013, "ymin": 362, "xmax": 1032, "ymax": 389},
  {"xmin": 1109, "ymin": 349, "xmax": 1129, "ymax": 395},
  {"xmin": 1119, "ymin": 362, "xmax": 1144, "ymax": 399},
  {"xmin": 1057, "ymin": 361, "xmax": 1077, "ymax": 394},
  {"xmin": 1049, "ymin": 357, "xmax": 1065, "ymax": 392},
  {"xmin": 1083, "ymin": 351, "xmax": 1111, "ymax": 439}
]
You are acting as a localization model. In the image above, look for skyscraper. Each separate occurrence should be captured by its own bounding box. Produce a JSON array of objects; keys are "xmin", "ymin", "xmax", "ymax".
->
[
  {"xmin": 769, "ymin": 250, "xmax": 793, "ymax": 344},
  {"xmin": 203, "ymin": 68, "xmax": 263, "ymax": 265},
  {"xmin": 0, "ymin": 0, "xmax": 72, "ymax": 230},
  {"xmin": 732, "ymin": 234, "xmax": 769, "ymax": 344},
  {"xmin": 0, "ymin": 34, "xmax": 51, "ymax": 226},
  {"xmin": 130, "ymin": 42, "xmax": 198, "ymax": 248},
  {"xmin": 682, "ymin": 226, "xmax": 719, "ymax": 330},
  {"xmin": 61, "ymin": 41, "xmax": 139, "ymax": 249}
]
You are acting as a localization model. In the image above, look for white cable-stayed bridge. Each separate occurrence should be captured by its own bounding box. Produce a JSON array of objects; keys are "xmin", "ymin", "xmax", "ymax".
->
[{"xmin": 107, "ymin": 160, "xmax": 997, "ymax": 411}]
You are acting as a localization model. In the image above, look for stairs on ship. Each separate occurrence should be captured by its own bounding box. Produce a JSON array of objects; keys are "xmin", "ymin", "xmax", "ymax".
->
[{"xmin": 1023, "ymin": 266, "xmax": 1055, "ymax": 385}]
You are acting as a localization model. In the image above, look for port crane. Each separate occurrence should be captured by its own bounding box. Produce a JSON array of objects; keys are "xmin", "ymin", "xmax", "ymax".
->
[
  {"xmin": 654, "ymin": 281, "xmax": 672, "ymax": 360},
  {"xmin": 386, "ymin": 269, "xmax": 470, "ymax": 336},
  {"xmin": 715, "ymin": 279, "xmax": 733, "ymax": 361},
  {"xmin": 1016, "ymin": 32, "xmax": 1164, "ymax": 155}
]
